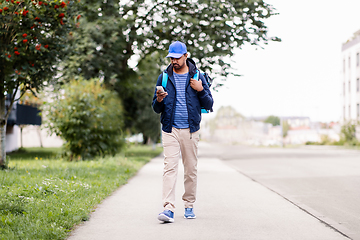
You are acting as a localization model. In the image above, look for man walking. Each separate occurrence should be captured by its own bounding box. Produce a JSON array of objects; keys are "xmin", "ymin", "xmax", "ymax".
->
[{"xmin": 152, "ymin": 41, "xmax": 214, "ymax": 223}]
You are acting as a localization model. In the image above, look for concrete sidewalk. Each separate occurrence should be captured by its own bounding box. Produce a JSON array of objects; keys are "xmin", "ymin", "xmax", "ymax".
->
[{"xmin": 68, "ymin": 151, "xmax": 348, "ymax": 240}]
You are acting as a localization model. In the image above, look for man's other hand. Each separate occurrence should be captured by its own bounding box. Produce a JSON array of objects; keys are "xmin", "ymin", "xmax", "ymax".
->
[{"xmin": 190, "ymin": 78, "xmax": 204, "ymax": 92}]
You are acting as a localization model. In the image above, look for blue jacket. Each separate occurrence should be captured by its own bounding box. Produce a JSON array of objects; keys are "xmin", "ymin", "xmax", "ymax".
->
[{"xmin": 152, "ymin": 59, "xmax": 214, "ymax": 133}]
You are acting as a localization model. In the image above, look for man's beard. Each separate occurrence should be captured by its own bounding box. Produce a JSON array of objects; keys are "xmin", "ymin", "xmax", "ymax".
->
[{"xmin": 173, "ymin": 63, "xmax": 182, "ymax": 70}]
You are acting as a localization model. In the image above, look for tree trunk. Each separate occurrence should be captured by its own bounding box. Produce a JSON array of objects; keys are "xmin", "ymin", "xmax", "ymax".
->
[
  {"xmin": 0, "ymin": 92, "xmax": 7, "ymax": 169},
  {"xmin": 20, "ymin": 126, "xmax": 23, "ymax": 148},
  {"xmin": 37, "ymin": 126, "xmax": 43, "ymax": 148}
]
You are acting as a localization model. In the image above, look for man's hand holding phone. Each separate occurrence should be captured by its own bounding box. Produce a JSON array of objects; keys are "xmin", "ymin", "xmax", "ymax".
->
[{"xmin": 156, "ymin": 86, "xmax": 168, "ymax": 102}]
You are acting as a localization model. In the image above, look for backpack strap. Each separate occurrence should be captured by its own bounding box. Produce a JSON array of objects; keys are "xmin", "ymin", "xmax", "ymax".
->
[
  {"xmin": 162, "ymin": 72, "xmax": 168, "ymax": 88},
  {"xmin": 194, "ymin": 70, "xmax": 209, "ymax": 114},
  {"xmin": 193, "ymin": 70, "xmax": 199, "ymax": 81}
]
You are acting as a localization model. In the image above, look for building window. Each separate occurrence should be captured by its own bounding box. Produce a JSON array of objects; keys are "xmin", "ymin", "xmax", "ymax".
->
[
  {"xmin": 349, "ymin": 57, "xmax": 351, "ymax": 68},
  {"xmin": 349, "ymin": 80, "xmax": 351, "ymax": 92},
  {"xmin": 357, "ymin": 104, "xmax": 360, "ymax": 118},
  {"xmin": 357, "ymin": 53, "xmax": 360, "ymax": 67},
  {"xmin": 349, "ymin": 105, "xmax": 351, "ymax": 119},
  {"xmin": 357, "ymin": 78, "xmax": 359, "ymax": 92}
]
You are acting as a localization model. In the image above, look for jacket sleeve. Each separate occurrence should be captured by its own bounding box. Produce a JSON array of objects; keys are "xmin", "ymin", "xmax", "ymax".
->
[
  {"xmin": 152, "ymin": 73, "xmax": 165, "ymax": 114},
  {"xmin": 197, "ymin": 73, "xmax": 214, "ymax": 111}
]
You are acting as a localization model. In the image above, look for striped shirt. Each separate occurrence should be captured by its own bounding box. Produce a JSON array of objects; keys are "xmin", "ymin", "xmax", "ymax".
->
[{"xmin": 173, "ymin": 72, "xmax": 189, "ymax": 129}]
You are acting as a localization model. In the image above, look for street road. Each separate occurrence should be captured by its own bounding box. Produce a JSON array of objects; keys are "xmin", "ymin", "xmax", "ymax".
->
[{"xmin": 198, "ymin": 143, "xmax": 360, "ymax": 240}]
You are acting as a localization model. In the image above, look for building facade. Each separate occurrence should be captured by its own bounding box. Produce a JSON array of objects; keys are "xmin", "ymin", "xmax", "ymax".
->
[
  {"xmin": 341, "ymin": 29, "xmax": 360, "ymax": 122},
  {"xmin": 5, "ymin": 92, "xmax": 63, "ymax": 152}
]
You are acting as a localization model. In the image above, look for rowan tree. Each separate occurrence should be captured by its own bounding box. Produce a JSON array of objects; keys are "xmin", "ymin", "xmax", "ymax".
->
[{"xmin": 0, "ymin": 0, "xmax": 81, "ymax": 168}]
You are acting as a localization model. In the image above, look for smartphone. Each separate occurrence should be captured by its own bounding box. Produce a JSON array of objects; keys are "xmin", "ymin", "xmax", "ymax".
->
[{"xmin": 156, "ymin": 86, "xmax": 165, "ymax": 93}]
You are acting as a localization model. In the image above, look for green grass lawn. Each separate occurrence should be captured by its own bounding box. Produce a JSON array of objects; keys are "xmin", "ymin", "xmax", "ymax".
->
[{"xmin": 0, "ymin": 145, "xmax": 162, "ymax": 240}]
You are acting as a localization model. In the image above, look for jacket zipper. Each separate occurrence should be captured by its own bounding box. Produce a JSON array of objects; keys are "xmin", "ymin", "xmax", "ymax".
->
[
  {"xmin": 168, "ymin": 73, "xmax": 176, "ymax": 130},
  {"xmin": 186, "ymin": 71, "xmax": 194, "ymax": 137}
]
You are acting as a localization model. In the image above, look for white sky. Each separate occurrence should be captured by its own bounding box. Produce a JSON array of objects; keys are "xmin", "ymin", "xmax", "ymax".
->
[{"xmin": 210, "ymin": 0, "xmax": 360, "ymax": 122}]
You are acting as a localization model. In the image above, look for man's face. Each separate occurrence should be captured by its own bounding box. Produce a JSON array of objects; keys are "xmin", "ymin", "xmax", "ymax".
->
[{"xmin": 170, "ymin": 54, "xmax": 187, "ymax": 70}]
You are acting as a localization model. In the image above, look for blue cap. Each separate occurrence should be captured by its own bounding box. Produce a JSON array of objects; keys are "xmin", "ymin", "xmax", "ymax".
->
[{"xmin": 166, "ymin": 41, "xmax": 187, "ymax": 58}]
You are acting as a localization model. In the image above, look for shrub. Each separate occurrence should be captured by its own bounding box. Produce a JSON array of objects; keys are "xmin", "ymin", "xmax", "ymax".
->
[
  {"xmin": 43, "ymin": 79, "xmax": 124, "ymax": 159},
  {"xmin": 339, "ymin": 121, "xmax": 360, "ymax": 146},
  {"xmin": 305, "ymin": 135, "xmax": 334, "ymax": 145}
]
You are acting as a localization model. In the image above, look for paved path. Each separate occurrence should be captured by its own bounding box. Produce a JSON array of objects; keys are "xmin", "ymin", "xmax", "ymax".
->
[{"xmin": 68, "ymin": 145, "xmax": 349, "ymax": 240}]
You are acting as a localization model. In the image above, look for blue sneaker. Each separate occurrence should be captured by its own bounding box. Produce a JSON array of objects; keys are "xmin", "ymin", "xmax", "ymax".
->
[
  {"xmin": 158, "ymin": 210, "xmax": 174, "ymax": 223},
  {"xmin": 184, "ymin": 208, "xmax": 196, "ymax": 219}
]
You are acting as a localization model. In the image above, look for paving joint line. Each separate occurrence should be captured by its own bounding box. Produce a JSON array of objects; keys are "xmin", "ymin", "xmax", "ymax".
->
[{"xmin": 233, "ymin": 168, "xmax": 353, "ymax": 240}]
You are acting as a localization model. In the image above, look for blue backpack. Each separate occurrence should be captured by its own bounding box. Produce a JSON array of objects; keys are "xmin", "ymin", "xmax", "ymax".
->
[{"xmin": 161, "ymin": 70, "xmax": 212, "ymax": 113}]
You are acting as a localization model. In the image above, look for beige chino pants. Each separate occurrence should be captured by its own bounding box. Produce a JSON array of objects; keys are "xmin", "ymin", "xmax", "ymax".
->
[{"xmin": 162, "ymin": 127, "xmax": 200, "ymax": 212}]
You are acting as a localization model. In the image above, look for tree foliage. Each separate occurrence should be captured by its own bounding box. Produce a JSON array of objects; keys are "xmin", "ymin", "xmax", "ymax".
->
[
  {"xmin": 264, "ymin": 115, "xmax": 280, "ymax": 126},
  {"xmin": 64, "ymin": 0, "xmax": 280, "ymax": 83},
  {"xmin": 61, "ymin": 0, "xmax": 280, "ymax": 136},
  {"xmin": 0, "ymin": 0, "xmax": 81, "ymax": 96},
  {"xmin": 43, "ymin": 79, "xmax": 125, "ymax": 160},
  {"xmin": 282, "ymin": 120, "xmax": 289, "ymax": 138}
]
